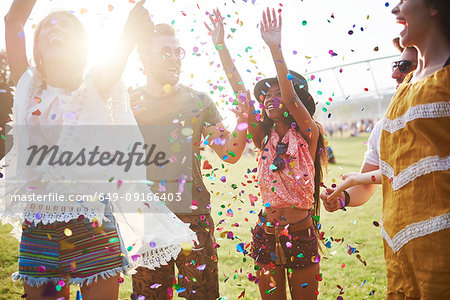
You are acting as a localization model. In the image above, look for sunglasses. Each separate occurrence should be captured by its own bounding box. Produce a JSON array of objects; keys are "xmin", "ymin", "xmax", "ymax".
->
[
  {"xmin": 154, "ymin": 46, "xmax": 186, "ymax": 60},
  {"xmin": 392, "ymin": 60, "xmax": 417, "ymax": 74},
  {"xmin": 272, "ymin": 142, "xmax": 288, "ymax": 172}
]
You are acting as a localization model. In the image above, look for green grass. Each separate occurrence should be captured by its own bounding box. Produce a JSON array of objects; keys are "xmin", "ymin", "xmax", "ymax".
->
[{"xmin": 0, "ymin": 133, "xmax": 386, "ymax": 299}]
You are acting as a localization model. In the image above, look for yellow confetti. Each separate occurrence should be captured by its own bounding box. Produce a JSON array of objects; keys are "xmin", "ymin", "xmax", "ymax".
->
[
  {"xmin": 181, "ymin": 241, "xmax": 193, "ymax": 256},
  {"xmin": 163, "ymin": 84, "xmax": 172, "ymax": 93},
  {"xmin": 64, "ymin": 228, "xmax": 72, "ymax": 236}
]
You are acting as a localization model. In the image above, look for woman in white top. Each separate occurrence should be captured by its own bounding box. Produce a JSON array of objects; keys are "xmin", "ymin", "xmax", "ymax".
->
[{"xmin": 2, "ymin": 1, "xmax": 196, "ymax": 299}]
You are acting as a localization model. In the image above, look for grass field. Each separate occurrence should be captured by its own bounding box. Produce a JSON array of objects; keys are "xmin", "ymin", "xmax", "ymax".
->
[{"xmin": 0, "ymin": 133, "xmax": 386, "ymax": 299}]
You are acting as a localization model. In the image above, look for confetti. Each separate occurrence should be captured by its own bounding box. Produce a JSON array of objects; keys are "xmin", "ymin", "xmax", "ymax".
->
[
  {"xmin": 236, "ymin": 243, "xmax": 245, "ymax": 253},
  {"xmin": 64, "ymin": 228, "xmax": 72, "ymax": 236},
  {"xmin": 150, "ymin": 283, "xmax": 161, "ymax": 289},
  {"xmin": 237, "ymin": 122, "xmax": 248, "ymax": 131},
  {"xmin": 163, "ymin": 84, "xmax": 172, "ymax": 93}
]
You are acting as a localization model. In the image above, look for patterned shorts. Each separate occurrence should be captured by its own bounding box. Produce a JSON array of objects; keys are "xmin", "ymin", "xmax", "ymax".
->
[
  {"xmin": 249, "ymin": 223, "xmax": 319, "ymax": 270},
  {"xmin": 15, "ymin": 214, "xmax": 129, "ymax": 287},
  {"xmin": 132, "ymin": 213, "xmax": 219, "ymax": 300}
]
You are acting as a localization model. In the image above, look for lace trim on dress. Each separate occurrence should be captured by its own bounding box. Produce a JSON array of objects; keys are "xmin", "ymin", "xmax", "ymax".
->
[
  {"xmin": 380, "ymin": 155, "xmax": 450, "ymax": 191},
  {"xmin": 382, "ymin": 101, "xmax": 450, "ymax": 134},
  {"xmin": 381, "ymin": 213, "xmax": 450, "ymax": 253}
]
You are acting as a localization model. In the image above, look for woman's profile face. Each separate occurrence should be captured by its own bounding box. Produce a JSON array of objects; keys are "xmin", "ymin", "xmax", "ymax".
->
[
  {"xmin": 392, "ymin": 0, "xmax": 433, "ymax": 48},
  {"xmin": 36, "ymin": 16, "xmax": 87, "ymax": 90}
]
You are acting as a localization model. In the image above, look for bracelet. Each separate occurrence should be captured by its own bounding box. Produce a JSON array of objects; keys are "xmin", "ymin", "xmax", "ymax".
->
[{"xmin": 343, "ymin": 190, "xmax": 350, "ymax": 207}]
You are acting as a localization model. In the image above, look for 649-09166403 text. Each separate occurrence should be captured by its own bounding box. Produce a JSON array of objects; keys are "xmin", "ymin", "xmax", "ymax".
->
[{"xmin": 9, "ymin": 192, "xmax": 182, "ymax": 202}]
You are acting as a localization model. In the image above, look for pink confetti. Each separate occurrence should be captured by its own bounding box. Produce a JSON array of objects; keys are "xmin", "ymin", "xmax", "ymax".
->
[{"xmin": 237, "ymin": 122, "xmax": 248, "ymax": 131}]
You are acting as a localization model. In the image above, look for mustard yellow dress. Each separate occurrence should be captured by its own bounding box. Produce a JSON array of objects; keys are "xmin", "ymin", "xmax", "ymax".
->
[{"xmin": 379, "ymin": 65, "xmax": 450, "ymax": 299}]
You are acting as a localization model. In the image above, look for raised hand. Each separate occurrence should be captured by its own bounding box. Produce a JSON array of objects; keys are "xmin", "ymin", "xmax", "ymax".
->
[
  {"xmin": 230, "ymin": 90, "xmax": 251, "ymax": 121},
  {"xmin": 123, "ymin": 0, "xmax": 153, "ymax": 44},
  {"xmin": 204, "ymin": 8, "xmax": 225, "ymax": 46},
  {"xmin": 260, "ymin": 7, "xmax": 281, "ymax": 49}
]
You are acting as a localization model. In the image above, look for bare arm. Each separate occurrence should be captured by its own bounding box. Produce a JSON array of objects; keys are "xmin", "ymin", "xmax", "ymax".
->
[
  {"xmin": 204, "ymin": 8, "xmax": 264, "ymax": 148},
  {"xmin": 321, "ymin": 163, "xmax": 380, "ymax": 212},
  {"xmin": 260, "ymin": 8, "xmax": 319, "ymax": 158},
  {"xmin": 4, "ymin": 0, "xmax": 36, "ymax": 85},
  {"xmin": 93, "ymin": 0, "xmax": 152, "ymax": 98}
]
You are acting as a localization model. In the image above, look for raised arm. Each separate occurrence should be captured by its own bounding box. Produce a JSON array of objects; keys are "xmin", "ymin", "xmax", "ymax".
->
[
  {"xmin": 93, "ymin": 0, "xmax": 153, "ymax": 98},
  {"xmin": 4, "ymin": 0, "xmax": 36, "ymax": 85},
  {"xmin": 204, "ymin": 8, "xmax": 264, "ymax": 148},
  {"xmin": 260, "ymin": 8, "xmax": 319, "ymax": 158}
]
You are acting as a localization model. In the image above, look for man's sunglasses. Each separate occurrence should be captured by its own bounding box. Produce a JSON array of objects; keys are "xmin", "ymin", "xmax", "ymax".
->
[
  {"xmin": 392, "ymin": 60, "xmax": 417, "ymax": 74},
  {"xmin": 272, "ymin": 142, "xmax": 288, "ymax": 172},
  {"xmin": 154, "ymin": 46, "xmax": 186, "ymax": 60}
]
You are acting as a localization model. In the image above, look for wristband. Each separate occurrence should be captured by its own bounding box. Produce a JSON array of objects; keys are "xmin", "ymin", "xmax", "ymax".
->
[
  {"xmin": 340, "ymin": 190, "xmax": 350, "ymax": 211},
  {"xmin": 343, "ymin": 190, "xmax": 350, "ymax": 206}
]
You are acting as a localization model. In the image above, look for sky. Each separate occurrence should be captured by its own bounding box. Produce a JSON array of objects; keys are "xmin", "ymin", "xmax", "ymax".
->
[{"xmin": 0, "ymin": 0, "xmax": 404, "ymax": 125}]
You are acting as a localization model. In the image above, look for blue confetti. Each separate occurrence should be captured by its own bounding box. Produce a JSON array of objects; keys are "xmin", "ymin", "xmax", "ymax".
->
[{"xmin": 236, "ymin": 243, "xmax": 245, "ymax": 253}]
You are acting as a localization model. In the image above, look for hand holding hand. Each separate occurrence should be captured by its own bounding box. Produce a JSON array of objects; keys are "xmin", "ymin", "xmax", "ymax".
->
[
  {"xmin": 260, "ymin": 7, "xmax": 281, "ymax": 49},
  {"xmin": 327, "ymin": 172, "xmax": 360, "ymax": 204},
  {"xmin": 320, "ymin": 187, "xmax": 344, "ymax": 212},
  {"xmin": 204, "ymin": 8, "xmax": 225, "ymax": 47}
]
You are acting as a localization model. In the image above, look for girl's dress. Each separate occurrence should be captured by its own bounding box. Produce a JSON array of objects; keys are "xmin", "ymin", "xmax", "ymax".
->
[{"xmin": 1, "ymin": 67, "xmax": 197, "ymax": 286}]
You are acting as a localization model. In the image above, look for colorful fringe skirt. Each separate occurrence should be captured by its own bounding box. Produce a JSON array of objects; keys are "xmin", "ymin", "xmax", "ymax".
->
[{"xmin": 13, "ymin": 212, "xmax": 130, "ymax": 287}]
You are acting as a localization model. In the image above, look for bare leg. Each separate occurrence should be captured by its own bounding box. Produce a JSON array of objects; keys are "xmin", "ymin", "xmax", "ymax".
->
[
  {"xmin": 287, "ymin": 264, "xmax": 319, "ymax": 300},
  {"xmin": 256, "ymin": 263, "xmax": 287, "ymax": 300},
  {"xmin": 80, "ymin": 275, "xmax": 120, "ymax": 300},
  {"xmin": 24, "ymin": 282, "xmax": 70, "ymax": 300}
]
